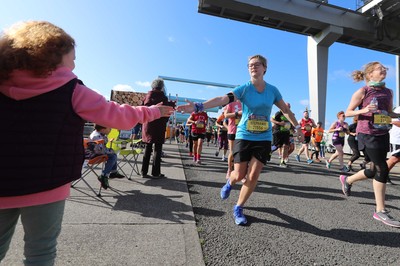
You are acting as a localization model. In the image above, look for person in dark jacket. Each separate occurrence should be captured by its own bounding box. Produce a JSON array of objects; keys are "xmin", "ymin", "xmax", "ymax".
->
[{"xmin": 141, "ymin": 78, "xmax": 174, "ymax": 178}]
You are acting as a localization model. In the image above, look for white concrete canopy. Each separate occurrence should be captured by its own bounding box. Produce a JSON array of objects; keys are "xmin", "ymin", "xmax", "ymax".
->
[{"xmin": 198, "ymin": 0, "xmax": 400, "ymax": 125}]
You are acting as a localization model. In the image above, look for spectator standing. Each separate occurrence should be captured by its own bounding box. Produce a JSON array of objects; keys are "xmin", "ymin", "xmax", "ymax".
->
[{"xmin": 141, "ymin": 78, "xmax": 174, "ymax": 178}]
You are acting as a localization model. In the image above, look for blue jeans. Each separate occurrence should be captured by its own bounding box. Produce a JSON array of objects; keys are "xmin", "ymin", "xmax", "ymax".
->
[
  {"xmin": 102, "ymin": 152, "xmax": 117, "ymax": 176},
  {"xmin": 0, "ymin": 200, "xmax": 65, "ymax": 266},
  {"xmin": 320, "ymin": 144, "xmax": 326, "ymax": 158}
]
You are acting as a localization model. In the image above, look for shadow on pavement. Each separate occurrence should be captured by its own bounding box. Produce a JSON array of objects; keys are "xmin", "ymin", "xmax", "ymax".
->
[{"xmin": 246, "ymin": 207, "xmax": 400, "ymax": 247}]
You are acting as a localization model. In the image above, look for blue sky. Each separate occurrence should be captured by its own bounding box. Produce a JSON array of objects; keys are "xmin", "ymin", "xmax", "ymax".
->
[{"xmin": 1, "ymin": 0, "xmax": 397, "ymax": 127}]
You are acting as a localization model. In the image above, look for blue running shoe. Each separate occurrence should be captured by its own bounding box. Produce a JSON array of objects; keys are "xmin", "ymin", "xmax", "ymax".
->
[
  {"xmin": 220, "ymin": 180, "xmax": 232, "ymax": 199},
  {"xmin": 306, "ymin": 159, "xmax": 313, "ymax": 164},
  {"xmin": 233, "ymin": 205, "xmax": 247, "ymax": 225},
  {"xmin": 295, "ymin": 154, "xmax": 300, "ymax": 162}
]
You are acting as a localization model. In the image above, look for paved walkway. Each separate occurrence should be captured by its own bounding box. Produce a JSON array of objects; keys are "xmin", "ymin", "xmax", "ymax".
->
[{"xmin": 1, "ymin": 143, "xmax": 204, "ymax": 266}]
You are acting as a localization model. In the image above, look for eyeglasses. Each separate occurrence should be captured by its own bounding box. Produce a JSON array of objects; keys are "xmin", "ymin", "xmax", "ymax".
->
[
  {"xmin": 374, "ymin": 66, "xmax": 388, "ymax": 71},
  {"xmin": 247, "ymin": 62, "xmax": 264, "ymax": 68}
]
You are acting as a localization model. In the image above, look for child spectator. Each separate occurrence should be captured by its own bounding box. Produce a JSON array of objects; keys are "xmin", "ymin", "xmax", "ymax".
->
[
  {"xmin": 0, "ymin": 21, "xmax": 173, "ymax": 265},
  {"xmin": 90, "ymin": 124, "xmax": 125, "ymax": 188},
  {"xmin": 131, "ymin": 123, "xmax": 142, "ymax": 140}
]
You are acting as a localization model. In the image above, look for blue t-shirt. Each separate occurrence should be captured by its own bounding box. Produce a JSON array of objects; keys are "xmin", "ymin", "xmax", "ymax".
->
[{"xmin": 233, "ymin": 81, "xmax": 282, "ymax": 141}]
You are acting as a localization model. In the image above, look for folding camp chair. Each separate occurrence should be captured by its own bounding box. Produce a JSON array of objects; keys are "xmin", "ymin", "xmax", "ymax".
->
[
  {"xmin": 126, "ymin": 139, "xmax": 143, "ymax": 178},
  {"xmin": 71, "ymin": 138, "xmax": 108, "ymax": 197},
  {"xmin": 107, "ymin": 129, "xmax": 143, "ymax": 180}
]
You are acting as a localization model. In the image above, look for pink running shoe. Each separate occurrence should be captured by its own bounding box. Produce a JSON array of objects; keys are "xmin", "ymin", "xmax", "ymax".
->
[{"xmin": 339, "ymin": 175, "xmax": 352, "ymax": 196}]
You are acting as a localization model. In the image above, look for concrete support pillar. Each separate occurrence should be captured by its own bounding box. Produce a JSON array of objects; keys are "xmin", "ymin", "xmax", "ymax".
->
[{"xmin": 307, "ymin": 25, "xmax": 343, "ymax": 126}]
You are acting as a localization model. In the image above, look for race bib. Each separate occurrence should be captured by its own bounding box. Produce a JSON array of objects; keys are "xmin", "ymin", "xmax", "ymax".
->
[
  {"xmin": 317, "ymin": 131, "xmax": 323, "ymax": 136},
  {"xmin": 339, "ymin": 132, "xmax": 346, "ymax": 138},
  {"xmin": 373, "ymin": 114, "xmax": 391, "ymax": 125},
  {"xmin": 284, "ymin": 122, "xmax": 291, "ymax": 130},
  {"xmin": 246, "ymin": 115, "xmax": 269, "ymax": 133},
  {"xmin": 235, "ymin": 118, "xmax": 240, "ymax": 126},
  {"xmin": 196, "ymin": 121, "xmax": 205, "ymax": 128},
  {"xmin": 372, "ymin": 112, "xmax": 392, "ymax": 130},
  {"xmin": 304, "ymin": 124, "xmax": 312, "ymax": 132}
]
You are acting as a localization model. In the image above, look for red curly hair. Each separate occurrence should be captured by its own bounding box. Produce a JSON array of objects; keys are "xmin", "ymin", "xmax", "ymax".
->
[{"xmin": 0, "ymin": 21, "xmax": 75, "ymax": 83}]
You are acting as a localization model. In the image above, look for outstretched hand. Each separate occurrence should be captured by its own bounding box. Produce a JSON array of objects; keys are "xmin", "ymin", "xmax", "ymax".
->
[
  {"xmin": 156, "ymin": 102, "xmax": 174, "ymax": 117},
  {"xmin": 176, "ymin": 99, "xmax": 195, "ymax": 114}
]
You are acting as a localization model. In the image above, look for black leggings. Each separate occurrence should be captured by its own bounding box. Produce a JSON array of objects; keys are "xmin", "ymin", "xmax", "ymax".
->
[
  {"xmin": 348, "ymin": 138, "xmax": 360, "ymax": 163},
  {"xmin": 141, "ymin": 142, "xmax": 163, "ymax": 176},
  {"xmin": 189, "ymin": 134, "xmax": 193, "ymax": 153},
  {"xmin": 363, "ymin": 147, "xmax": 388, "ymax": 183},
  {"xmin": 311, "ymin": 142, "xmax": 321, "ymax": 159}
]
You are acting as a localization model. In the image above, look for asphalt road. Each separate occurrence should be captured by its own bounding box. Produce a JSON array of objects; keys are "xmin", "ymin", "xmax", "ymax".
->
[{"xmin": 178, "ymin": 142, "xmax": 400, "ymax": 266}]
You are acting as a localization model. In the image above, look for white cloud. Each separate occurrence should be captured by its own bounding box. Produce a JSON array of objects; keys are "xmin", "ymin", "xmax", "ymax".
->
[
  {"xmin": 168, "ymin": 36, "xmax": 175, "ymax": 42},
  {"xmin": 385, "ymin": 64, "xmax": 396, "ymax": 80},
  {"xmin": 135, "ymin": 81, "xmax": 151, "ymax": 87},
  {"xmin": 204, "ymin": 37, "xmax": 212, "ymax": 45},
  {"xmin": 330, "ymin": 69, "xmax": 351, "ymax": 81},
  {"xmin": 112, "ymin": 84, "xmax": 135, "ymax": 92},
  {"xmin": 300, "ymin": 99, "xmax": 309, "ymax": 106},
  {"xmin": 206, "ymin": 85, "xmax": 219, "ymax": 90}
]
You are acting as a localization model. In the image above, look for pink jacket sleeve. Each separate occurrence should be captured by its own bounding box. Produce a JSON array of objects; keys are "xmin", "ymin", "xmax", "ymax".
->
[{"xmin": 72, "ymin": 83, "xmax": 161, "ymax": 130}]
